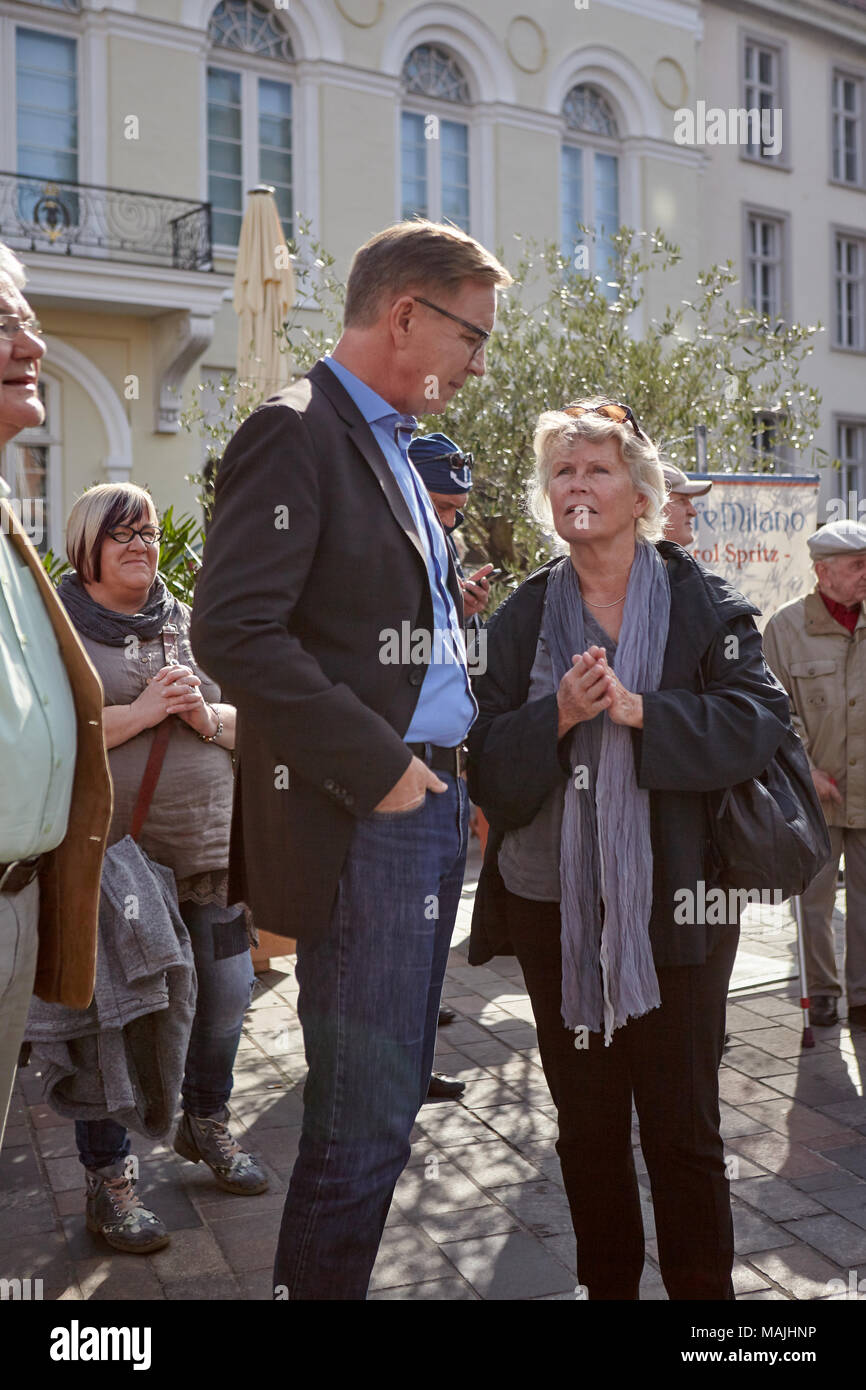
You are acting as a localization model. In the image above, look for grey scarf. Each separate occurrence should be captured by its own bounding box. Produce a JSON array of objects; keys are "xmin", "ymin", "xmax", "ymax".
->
[{"xmin": 544, "ymin": 543, "xmax": 671, "ymax": 1044}]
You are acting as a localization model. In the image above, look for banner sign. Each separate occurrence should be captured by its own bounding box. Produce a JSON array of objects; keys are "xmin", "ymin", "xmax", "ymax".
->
[{"xmin": 689, "ymin": 474, "xmax": 820, "ymax": 630}]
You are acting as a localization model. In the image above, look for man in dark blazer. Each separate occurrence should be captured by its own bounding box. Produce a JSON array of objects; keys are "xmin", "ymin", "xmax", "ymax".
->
[{"xmin": 191, "ymin": 220, "xmax": 511, "ymax": 1300}]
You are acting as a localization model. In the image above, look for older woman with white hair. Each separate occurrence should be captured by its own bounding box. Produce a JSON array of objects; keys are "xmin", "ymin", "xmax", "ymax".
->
[{"xmin": 467, "ymin": 399, "xmax": 791, "ymax": 1300}]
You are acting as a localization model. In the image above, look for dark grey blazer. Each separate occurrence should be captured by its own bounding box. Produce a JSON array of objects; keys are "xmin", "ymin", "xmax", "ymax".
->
[{"xmin": 190, "ymin": 360, "xmax": 464, "ymax": 941}]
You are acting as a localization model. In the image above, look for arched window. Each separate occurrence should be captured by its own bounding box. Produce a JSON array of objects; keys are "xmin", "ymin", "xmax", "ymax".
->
[
  {"xmin": 206, "ymin": 0, "xmax": 295, "ymax": 248},
  {"xmin": 401, "ymin": 43, "xmax": 472, "ymax": 231},
  {"xmin": 561, "ymin": 84, "xmax": 621, "ymax": 296}
]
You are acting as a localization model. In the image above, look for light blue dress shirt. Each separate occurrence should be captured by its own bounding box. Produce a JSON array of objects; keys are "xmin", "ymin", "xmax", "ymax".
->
[{"xmin": 323, "ymin": 356, "xmax": 476, "ymax": 746}]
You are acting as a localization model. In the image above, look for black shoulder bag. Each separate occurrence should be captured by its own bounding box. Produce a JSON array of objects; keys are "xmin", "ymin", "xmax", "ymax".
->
[{"xmin": 699, "ymin": 646, "xmax": 831, "ymax": 901}]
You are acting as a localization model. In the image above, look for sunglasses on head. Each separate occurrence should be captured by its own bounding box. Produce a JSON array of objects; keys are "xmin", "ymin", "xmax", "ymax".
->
[
  {"xmin": 423, "ymin": 450, "xmax": 474, "ymax": 473},
  {"xmin": 561, "ymin": 401, "xmax": 647, "ymax": 443}
]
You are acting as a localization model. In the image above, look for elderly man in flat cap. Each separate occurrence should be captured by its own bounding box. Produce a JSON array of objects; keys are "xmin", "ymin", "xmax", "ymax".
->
[
  {"xmin": 764, "ymin": 520, "xmax": 866, "ymax": 1029},
  {"xmin": 661, "ymin": 461, "xmax": 713, "ymax": 549}
]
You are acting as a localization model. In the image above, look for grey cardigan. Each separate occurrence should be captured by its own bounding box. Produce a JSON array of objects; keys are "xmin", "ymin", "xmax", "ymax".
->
[{"xmin": 25, "ymin": 835, "xmax": 196, "ymax": 1135}]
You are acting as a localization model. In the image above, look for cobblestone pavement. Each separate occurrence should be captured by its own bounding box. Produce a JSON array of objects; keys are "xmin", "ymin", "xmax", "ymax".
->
[{"xmin": 2, "ymin": 843, "xmax": 865, "ymax": 1302}]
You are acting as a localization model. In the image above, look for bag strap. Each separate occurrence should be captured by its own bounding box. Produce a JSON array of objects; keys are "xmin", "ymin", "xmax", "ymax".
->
[
  {"xmin": 130, "ymin": 720, "xmax": 172, "ymax": 842},
  {"xmin": 129, "ymin": 622, "xmax": 181, "ymax": 842}
]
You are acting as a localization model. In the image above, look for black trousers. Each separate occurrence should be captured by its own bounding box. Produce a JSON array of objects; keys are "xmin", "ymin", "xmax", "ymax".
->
[{"xmin": 504, "ymin": 889, "xmax": 738, "ymax": 1301}]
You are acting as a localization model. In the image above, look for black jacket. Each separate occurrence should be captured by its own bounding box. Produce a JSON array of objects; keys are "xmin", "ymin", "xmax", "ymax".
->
[
  {"xmin": 190, "ymin": 360, "xmax": 464, "ymax": 942},
  {"xmin": 467, "ymin": 542, "xmax": 792, "ymax": 968}
]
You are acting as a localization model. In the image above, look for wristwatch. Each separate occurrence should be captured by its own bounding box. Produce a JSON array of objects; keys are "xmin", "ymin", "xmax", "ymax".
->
[{"xmin": 199, "ymin": 704, "xmax": 224, "ymax": 743}]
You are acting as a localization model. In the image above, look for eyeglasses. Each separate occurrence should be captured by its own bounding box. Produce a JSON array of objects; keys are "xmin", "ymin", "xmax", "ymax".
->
[
  {"xmin": 106, "ymin": 524, "xmax": 162, "ymax": 545},
  {"xmin": 561, "ymin": 400, "xmax": 648, "ymax": 443},
  {"xmin": 0, "ymin": 314, "xmax": 43, "ymax": 342},
  {"xmin": 422, "ymin": 449, "xmax": 474, "ymax": 473},
  {"xmin": 413, "ymin": 297, "xmax": 490, "ymax": 359}
]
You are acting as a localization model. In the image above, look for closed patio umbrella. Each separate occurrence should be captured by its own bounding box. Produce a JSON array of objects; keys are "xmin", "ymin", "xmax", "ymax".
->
[{"xmin": 233, "ymin": 184, "xmax": 295, "ymax": 411}]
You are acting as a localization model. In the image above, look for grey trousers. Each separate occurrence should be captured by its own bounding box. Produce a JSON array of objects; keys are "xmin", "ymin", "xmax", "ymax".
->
[
  {"xmin": 800, "ymin": 826, "xmax": 866, "ymax": 1006},
  {"xmin": 0, "ymin": 878, "xmax": 39, "ymax": 1150}
]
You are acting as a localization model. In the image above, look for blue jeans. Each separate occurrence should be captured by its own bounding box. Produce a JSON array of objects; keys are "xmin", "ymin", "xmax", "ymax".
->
[
  {"xmin": 273, "ymin": 773, "xmax": 469, "ymax": 1300},
  {"xmin": 75, "ymin": 899, "xmax": 254, "ymax": 1170}
]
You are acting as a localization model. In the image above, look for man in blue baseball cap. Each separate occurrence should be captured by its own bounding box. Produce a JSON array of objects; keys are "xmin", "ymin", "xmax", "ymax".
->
[
  {"xmin": 408, "ymin": 432, "xmax": 494, "ymax": 628},
  {"xmin": 408, "ymin": 432, "xmax": 495, "ymax": 1069}
]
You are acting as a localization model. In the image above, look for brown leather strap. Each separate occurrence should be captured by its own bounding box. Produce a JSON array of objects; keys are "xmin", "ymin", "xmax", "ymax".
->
[
  {"xmin": 128, "ymin": 623, "xmax": 183, "ymax": 842},
  {"xmin": 130, "ymin": 719, "xmax": 172, "ymax": 842}
]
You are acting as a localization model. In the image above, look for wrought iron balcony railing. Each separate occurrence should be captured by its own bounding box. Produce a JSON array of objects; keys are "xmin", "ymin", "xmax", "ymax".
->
[{"xmin": 0, "ymin": 172, "xmax": 213, "ymax": 272}]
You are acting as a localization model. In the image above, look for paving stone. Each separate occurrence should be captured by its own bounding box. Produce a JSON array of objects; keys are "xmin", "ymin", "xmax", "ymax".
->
[
  {"xmin": 209, "ymin": 1209, "xmax": 279, "ymax": 1272},
  {"xmin": 192, "ymin": 1189, "xmax": 287, "ymax": 1222},
  {"xmin": 146, "ymin": 1226, "xmax": 231, "ymax": 1281},
  {"xmin": 541, "ymin": 1232, "xmax": 577, "ymax": 1275},
  {"xmin": 54, "ymin": 1188, "xmax": 85, "ymax": 1217},
  {"xmin": 0, "ymin": 1229, "xmax": 75, "ymax": 1298},
  {"xmin": 818, "ymin": 1144, "xmax": 866, "ymax": 1179},
  {"xmin": 33, "ymin": 1126, "xmax": 78, "ymax": 1159},
  {"xmin": 467, "ymin": 1104, "xmax": 558, "ymax": 1148},
  {"xmin": 228, "ymin": 1092, "xmax": 305, "ymax": 1131},
  {"xmin": 726, "ymin": 1003, "xmax": 773, "ymax": 1032},
  {"xmin": 0, "ymin": 1142, "xmax": 45, "ymax": 1195},
  {"xmin": 791, "ymin": 1167, "xmax": 863, "ymax": 1193},
  {"xmin": 161, "ymin": 1274, "xmax": 242, "ymax": 1299},
  {"xmin": 731, "ymin": 1205, "xmax": 794, "ymax": 1254},
  {"xmin": 723, "ymin": 1044, "xmax": 797, "ymax": 1079},
  {"xmin": 761, "ymin": 1074, "xmax": 856, "ymax": 1106},
  {"xmin": 488, "ymin": 1181, "xmax": 574, "ymax": 1237},
  {"xmin": 749, "ymin": 1243, "xmax": 848, "ymax": 1298},
  {"xmin": 805, "ymin": 1183, "xmax": 866, "ymax": 1230},
  {"xmin": 731, "ymin": 1259, "xmax": 772, "ymax": 1294},
  {"xmin": 458, "ymin": 1040, "xmax": 525, "ymax": 1067},
  {"xmin": 368, "ymin": 1223, "xmax": 459, "ymax": 1290},
  {"xmin": 718, "ymin": 1102, "xmax": 770, "ymax": 1139},
  {"xmin": 718, "ymin": 1071, "xmax": 783, "ymax": 1105},
  {"xmin": 817, "ymin": 1098, "xmax": 866, "ymax": 1125},
  {"xmin": 741, "ymin": 1026, "xmax": 807, "ymax": 1060},
  {"xmin": 727, "ymin": 1132, "xmax": 836, "ymax": 1178},
  {"xmin": 75, "ymin": 1255, "xmax": 165, "ymax": 1300},
  {"xmin": 725, "ymin": 1154, "xmax": 767, "ymax": 1180},
  {"xmin": 237, "ymin": 1268, "xmax": 274, "ymax": 1300},
  {"xmin": 738, "ymin": 1288, "xmax": 790, "ymax": 1299},
  {"xmin": 43, "ymin": 1155, "xmax": 88, "ymax": 1194},
  {"xmin": 413, "ymin": 1106, "xmax": 503, "ymax": 1147},
  {"xmin": 732, "ymin": 1176, "xmax": 828, "ymax": 1221},
  {"xmin": 418, "ymin": 1203, "xmax": 520, "ymax": 1244},
  {"xmin": 0, "ymin": 1125, "xmax": 30, "ymax": 1148},
  {"xmin": 369, "ymin": 1276, "xmax": 479, "ymax": 1300},
  {"xmin": 740, "ymin": 995, "xmax": 801, "ymax": 1018},
  {"xmin": 447, "ymin": 1140, "xmax": 543, "ymax": 1186},
  {"xmin": 782, "ymin": 1212, "xmax": 866, "ymax": 1264},
  {"xmin": 810, "ymin": 1128, "xmax": 866, "ymax": 1152},
  {"xmin": 0, "ymin": 1191, "xmax": 59, "ymax": 1237},
  {"xmin": 392, "ymin": 1161, "xmax": 490, "ymax": 1216},
  {"xmin": 738, "ymin": 1098, "xmax": 853, "ymax": 1141},
  {"xmin": 438, "ymin": 1230, "xmax": 575, "ymax": 1300}
]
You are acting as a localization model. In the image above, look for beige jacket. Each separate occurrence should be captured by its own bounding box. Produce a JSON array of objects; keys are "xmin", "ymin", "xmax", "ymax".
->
[
  {"xmin": 763, "ymin": 587, "xmax": 866, "ymax": 829},
  {"xmin": 0, "ymin": 498, "xmax": 112, "ymax": 1006}
]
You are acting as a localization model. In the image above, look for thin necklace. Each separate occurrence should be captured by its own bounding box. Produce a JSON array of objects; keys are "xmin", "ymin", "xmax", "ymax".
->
[{"xmin": 584, "ymin": 593, "xmax": 626, "ymax": 608}]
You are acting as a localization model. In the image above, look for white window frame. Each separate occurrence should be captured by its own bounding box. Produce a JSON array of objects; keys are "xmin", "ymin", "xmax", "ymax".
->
[
  {"xmin": 743, "ymin": 205, "xmax": 789, "ymax": 322},
  {"xmin": 831, "ymin": 67, "xmax": 864, "ymax": 190},
  {"xmin": 400, "ymin": 46, "xmax": 480, "ymax": 234},
  {"xmin": 0, "ymin": 13, "xmax": 82, "ymax": 175},
  {"xmin": 206, "ymin": 46, "xmax": 295, "ymax": 257},
  {"xmin": 561, "ymin": 136, "xmax": 621, "ymax": 283},
  {"xmin": 739, "ymin": 29, "xmax": 789, "ymax": 170},
  {"xmin": 0, "ymin": 373, "xmax": 63, "ymax": 553},
  {"xmin": 832, "ymin": 227, "xmax": 866, "ymax": 353},
  {"xmin": 835, "ymin": 417, "xmax": 866, "ymax": 504}
]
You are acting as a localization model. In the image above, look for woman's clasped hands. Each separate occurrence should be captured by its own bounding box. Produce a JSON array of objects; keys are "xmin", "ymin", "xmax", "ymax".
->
[{"xmin": 556, "ymin": 644, "xmax": 644, "ymax": 737}]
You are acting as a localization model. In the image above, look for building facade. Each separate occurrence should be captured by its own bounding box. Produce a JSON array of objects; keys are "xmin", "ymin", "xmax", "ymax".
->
[{"xmin": 0, "ymin": 0, "xmax": 863, "ymax": 548}]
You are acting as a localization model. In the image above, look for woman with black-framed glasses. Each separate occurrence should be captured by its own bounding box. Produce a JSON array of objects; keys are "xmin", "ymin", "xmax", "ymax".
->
[{"xmin": 45, "ymin": 482, "xmax": 268, "ymax": 1254}]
